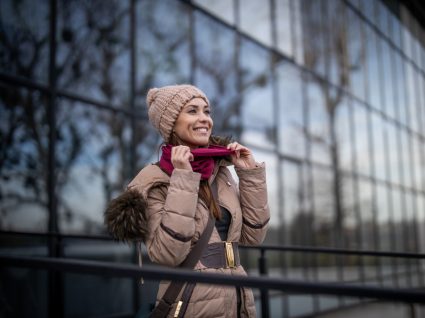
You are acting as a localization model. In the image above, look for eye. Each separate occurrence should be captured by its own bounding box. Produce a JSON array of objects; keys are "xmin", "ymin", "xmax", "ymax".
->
[
  {"xmin": 204, "ymin": 109, "xmax": 211, "ymax": 115},
  {"xmin": 187, "ymin": 109, "xmax": 197, "ymax": 114}
]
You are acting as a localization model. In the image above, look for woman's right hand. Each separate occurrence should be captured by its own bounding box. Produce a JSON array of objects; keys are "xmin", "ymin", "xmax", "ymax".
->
[{"xmin": 171, "ymin": 146, "xmax": 194, "ymax": 171}]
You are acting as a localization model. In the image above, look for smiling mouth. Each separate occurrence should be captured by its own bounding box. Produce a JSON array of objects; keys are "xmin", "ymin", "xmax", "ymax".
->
[{"xmin": 194, "ymin": 128, "xmax": 209, "ymax": 133}]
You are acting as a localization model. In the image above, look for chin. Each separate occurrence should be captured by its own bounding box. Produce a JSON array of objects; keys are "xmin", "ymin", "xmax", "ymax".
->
[{"xmin": 194, "ymin": 137, "xmax": 210, "ymax": 147}]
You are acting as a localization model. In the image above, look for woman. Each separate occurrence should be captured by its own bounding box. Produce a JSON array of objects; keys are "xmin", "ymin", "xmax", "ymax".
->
[{"xmin": 105, "ymin": 84, "xmax": 270, "ymax": 317}]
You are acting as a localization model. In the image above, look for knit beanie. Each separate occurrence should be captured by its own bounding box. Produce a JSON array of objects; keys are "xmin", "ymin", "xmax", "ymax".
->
[{"xmin": 146, "ymin": 84, "xmax": 210, "ymax": 142}]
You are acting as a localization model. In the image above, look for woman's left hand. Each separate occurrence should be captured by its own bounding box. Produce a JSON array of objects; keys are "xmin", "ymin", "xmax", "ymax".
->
[{"xmin": 227, "ymin": 142, "xmax": 257, "ymax": 169}]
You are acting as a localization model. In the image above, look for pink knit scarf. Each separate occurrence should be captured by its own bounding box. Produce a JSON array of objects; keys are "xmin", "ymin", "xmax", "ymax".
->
[{"xmin": 159, "ymin": 144, "xmax": 234, "ymax": 180}]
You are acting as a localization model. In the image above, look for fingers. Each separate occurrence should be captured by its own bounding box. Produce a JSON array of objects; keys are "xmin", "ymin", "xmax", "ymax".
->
[
  {"xmin": 171, "ymin": 146, "xmax": 193, "ymax": 170},
  {"xmin": 227, "ymin": 142, "xmax": 256, "ymax": 169},
  {"xmin": 227, "ymin": 142, "xmax": 250, "ymax": 158}
]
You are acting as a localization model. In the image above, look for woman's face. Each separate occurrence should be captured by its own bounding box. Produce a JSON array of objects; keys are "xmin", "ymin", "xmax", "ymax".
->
[{"xmin": 173, "ymin": 97, "xmax": 213, "ymax": 148}]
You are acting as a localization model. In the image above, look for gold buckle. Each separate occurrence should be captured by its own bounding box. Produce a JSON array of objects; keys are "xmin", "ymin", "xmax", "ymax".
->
[
  {"xmin": 174, "ymin": 301, "xmax": 183, "ymax": 318},
  {"xmin": 225, "ymin": 242, "xmax": 235, "ymax": 268}
]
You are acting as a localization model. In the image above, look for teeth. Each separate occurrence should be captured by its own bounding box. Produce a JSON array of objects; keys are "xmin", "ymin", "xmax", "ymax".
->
[{"xmin": 195, "ymin": 128, "xmax": 208, "ymax": 132}]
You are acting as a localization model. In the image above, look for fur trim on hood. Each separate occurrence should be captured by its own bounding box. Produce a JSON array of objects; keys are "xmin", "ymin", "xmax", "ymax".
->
[{"xmin": 104, "ymin": 190, "xmax": 148, "ymax": 243}]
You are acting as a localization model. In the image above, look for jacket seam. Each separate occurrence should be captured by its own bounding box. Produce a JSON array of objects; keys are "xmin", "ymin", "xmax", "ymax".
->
[
  {"xmin": 242, "ymin": 217, "xmax": 270, "ymax": 229},
  {"xmin": 160, "ymin": 222, "xmax": 192, "ymax": 242}
]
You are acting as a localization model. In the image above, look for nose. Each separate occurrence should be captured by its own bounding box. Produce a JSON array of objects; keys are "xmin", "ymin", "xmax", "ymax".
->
[{"xmin": 198, "ymin": 112, "xmax": 210, "ymax": 122}]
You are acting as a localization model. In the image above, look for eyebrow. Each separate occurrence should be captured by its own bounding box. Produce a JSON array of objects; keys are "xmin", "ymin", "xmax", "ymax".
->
[{"xmin": 184, "ymin": 104, "xmax": 210, "ymax": 109}]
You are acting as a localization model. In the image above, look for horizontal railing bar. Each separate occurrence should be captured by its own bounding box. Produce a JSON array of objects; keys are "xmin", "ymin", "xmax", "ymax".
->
[
  {"xmin": 0, "ymin": 255, "xmax": 424, "ymax": 304},
  {"xmin": 2, "ymin": 230, "xmax": 425, "ymax": 259},
  {"xmin": 242, "ymin": 245, "xmax": 425, "ymax": 259},
  {"xmin": 0, "ymin": 230, "xmax": 112, "ymax": 241}
]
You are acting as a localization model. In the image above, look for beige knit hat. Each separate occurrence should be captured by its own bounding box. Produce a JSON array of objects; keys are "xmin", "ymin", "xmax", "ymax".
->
[{"xmin": 146, "ymin": 84, "xmax": 210, "ymax": 142}]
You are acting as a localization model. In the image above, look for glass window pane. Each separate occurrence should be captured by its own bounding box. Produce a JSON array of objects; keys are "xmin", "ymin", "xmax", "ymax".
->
[
  {"xmin": 386, "ymin": 121, "xmax": 400, "ymax": 185},
  {"xmin": 0, "ymin": 0, "xmax": 49, "ymax": 83},
  {"xmin": 240, "ymin": 39, "xmax": 274, "ymax": 150},
  {"xmin": 412, "ymin": 137, "xmax": 423, "ymax": 192},
  {"xmin": 376, "ymin": 184, "xmax": 390, "ymax": 250},
  {"xmin": 312, "ymin": 166, "xmax": 334, "ymax": 246},
  {"xmin": 347, "ymin": 7, "xmax": 366, "ymax": 102},
  {"xmin": 342, "ymin": 175, "xmax": 357, "ymax": 248},
  {"xmin": 377, "ymin": 1, "xmax": 390, "ymax": 38},
  {"xmin": 401, "ymin": 17, "xmax": 413, "ymax": 60},
  {"xmin": 336, "ymin": 95, "xmax": 352, "ymax": 171},
  {"xmin": 392, "ymin": 188, "xmax": 404, "ymax": 252},
  {"xmin": 400, "ymin": 130, "xmax": 412, "ymax": 189},
  {"xmin": 193, "ymin": 0, "xmax": 235, "ymax": 25},
  {"xmin": 136, "ymin": 0, "xmax": 191, "ymax": 93},
  {"xmin": 353, "ymin": 103, "xmax": 371, "ymax": 177},
  {"xmin": 371, "ymin": 113, "xmax": 386, "ymax": 181},
  {"xmin": 56, "ymin": 101, "xmax": 132, "ymax": 234},
  {"xmin": 380, "ymin": 39, "xmax": 395, "ymax": 119},
  {"xmin": 405, "ymin": 192, "xmax": 416, "ymax": 252},
  {"xmin": 391, "ymin": 14, "xmax": 403, "ymax": 49},
  {"xmin": 365, "ymin": 25, "xmax": 381, "ymax": 110},
  {"xmin": 239, "ymin": 0, "xmax": 272, "ymax": 47},
  {"xmin": 393, "ymin": 51, "xmax": 408, "ymax": 126},
  {"xmin": 277, "ymin": 62, "xmax": 305, "ymax": 158},
  {"xmin": 193, "ymin": 12, "xmax": 239, "ymax": 137},
  {"xmin": 282, "ymin": 161, "xmax": 299, "ymax": 244},
  {"xmin": 283, "ymin": 161, "xmax": 313, "ymax": 246},
  {"xmin": 326, "ymin": 0, "xmax": 347, "ymax": 87},
  {"xmin": 276, "ymin": 0, "xmax": 293, "ymax": 57},
  {"xmin": 300, "ymin": 0, "xmax": 326, "ymax": 78},
  {"xmin": 292, "ymin": 0, "xmax": 304, "ymax": 65},
  {"xmin": 418, "ymin": 72, "xmax": 425, "ymax": 136},
  {"xmin": 57, "ymin": 0, "xmax": 130, "ymax": 106},
  {"xmin": 358, "ymin": 179, "xmax": 374, "ymax": 250},
  {"xmin": 307, "ymin": 77, "xmax": 331, "ymax": 166},
  {"xmin": 0, "ymin": 86, "xmax": 49, "ymax": 232},
  {"xmin": 359, "ymin": 0, "xmax": 376, "ymax": 26},
  {"xmin": 418, "ymin": 196, "xmax": 425, "ymax": 253},
  {"xmin": 404, "ymin": 63, "xmax": 414, "ymax": 130}
]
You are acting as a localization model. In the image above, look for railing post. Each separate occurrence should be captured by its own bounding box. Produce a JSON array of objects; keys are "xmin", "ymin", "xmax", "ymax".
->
[{"xmin": 259, "ymin": 248, "xmax": 270, "ymax": 318}]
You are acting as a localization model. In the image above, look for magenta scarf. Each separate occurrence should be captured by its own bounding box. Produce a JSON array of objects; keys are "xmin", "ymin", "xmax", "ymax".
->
[{"xmin": 159, "ymin": 144, "xmax": 234, "ymax": 180}]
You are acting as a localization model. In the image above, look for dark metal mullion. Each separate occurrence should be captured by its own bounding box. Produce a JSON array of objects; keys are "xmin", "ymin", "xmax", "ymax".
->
[
  {"xmin": 128, "ymin": 0, "xmax": 139, "ymax": 315},
  {"xmin": 47, "ymin": 1, "xmax": 63, "ymax": 318}
]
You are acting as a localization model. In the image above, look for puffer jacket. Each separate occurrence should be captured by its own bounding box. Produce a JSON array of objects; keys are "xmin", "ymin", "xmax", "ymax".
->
[{"xmin": 127, "ymin": 156, "xmax": 269, "ymax": 318}]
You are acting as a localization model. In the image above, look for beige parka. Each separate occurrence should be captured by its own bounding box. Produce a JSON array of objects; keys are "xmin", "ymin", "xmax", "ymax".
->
[{"xmin": 125, "ymin": 157, "xmax": 270, "ymax": 317}]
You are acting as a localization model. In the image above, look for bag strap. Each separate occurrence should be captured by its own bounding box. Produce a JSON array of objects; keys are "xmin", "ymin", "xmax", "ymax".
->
[{"xmin": 149, "ymin": 181, "xmax": 218, "ymax": 318}]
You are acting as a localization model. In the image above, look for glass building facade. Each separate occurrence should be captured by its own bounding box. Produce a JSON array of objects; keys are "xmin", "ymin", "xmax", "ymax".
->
[{"xmin": 1, "ymin": 0, "xmax": 424, "ymax": 317}]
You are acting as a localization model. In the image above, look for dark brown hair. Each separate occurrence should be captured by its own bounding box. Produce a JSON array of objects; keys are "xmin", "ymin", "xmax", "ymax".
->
[{"xmin": 199, "ymin": 180, "xmax": 221, "ymax": 219}]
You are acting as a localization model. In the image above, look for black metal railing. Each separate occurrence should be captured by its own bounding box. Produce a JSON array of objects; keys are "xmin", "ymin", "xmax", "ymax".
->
[{"xmin": 1, "ymin": 230, "xmax": 425, "ymax": 318}]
